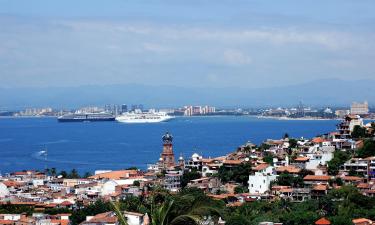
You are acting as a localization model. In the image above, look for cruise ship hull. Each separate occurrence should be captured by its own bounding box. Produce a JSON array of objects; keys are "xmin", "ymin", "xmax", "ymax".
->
[
  {"xmin": 57, "ymin": 113, "xmax": 115, "ymax": 122},
  {"xmin": 115, "ymin": 117, "xmax": 172, "ymax": 123},
  {"xmin": 115, "ymin": 113, "xmax": 173, "ymax": 123},
  {"xmin": 58, "ymin": 117, "xmax": 115, "ymax": 122}
]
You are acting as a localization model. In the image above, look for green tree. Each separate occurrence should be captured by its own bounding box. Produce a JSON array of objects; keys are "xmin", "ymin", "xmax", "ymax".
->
[
  {"xmin": 68, "ymin": 169, "xmax": 80, "ymax": 178},
  {"xmin": 59, "ymin": 171, "xmax": 68, "ymax": 178},
  {"xmin": 357, "ymin": 139, "xmax": 375, "ymax": 158},
  {"xmin": 181, "ymin": 169, "xmax": 201, "ymax": 188},
  {"xmin": 275, "ymin": 173, "xmax": 304, "ymax": 188},
  {"xmin": 83, "ymin": 172, "xmax": 92, "ymax": 178},
  {"xmin": 263, "ymin": 154, "xmax": 274, "ymax": 166},
  {"xmin": 351, "ymin": 125, "xmax": 367, "ymax": 138},
  {"xmin": 70, "ymin": 200, "xmax": 112, "ymax": 225},
  {"xmin": 234, "ymin": 185, "xmax": 248, "ymax": 194},
  {"xmin": 133, "ymin": 180, "xmax": 141, "ymax": 187},
  {"xmin": 328, "ymin": 151, "xmax": 350, "ymax": 175},
  {"xmin": 289, "ymin": 139, "xmax": 298, "ymax": 149},
  {"xmin": 113, "ymin": 189, "xmax": 222, "ymax": 225},
  {"xmin": 226, "ymin": 215, "xmax": 251, "ymax": 225},
  {"xmin": 217, "ymin": 163, "xmax": 252, "ymax": 186}
]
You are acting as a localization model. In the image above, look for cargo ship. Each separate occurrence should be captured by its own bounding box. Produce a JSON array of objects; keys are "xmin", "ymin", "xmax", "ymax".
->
[{"xmin": 57, "ymin": 112, "xmax": 115, "ymax": 122}]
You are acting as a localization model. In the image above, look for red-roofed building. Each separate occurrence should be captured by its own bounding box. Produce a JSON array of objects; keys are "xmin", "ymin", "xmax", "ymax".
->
[
  {"xmin": 315, "ymin": 217, "xmax": 331, "ymax": 225},
  {"xmin": 352, "ymin": 218, "xmax": 373, "ymax": 225},
  {"xmin": 304, "ymin": 175, "xmax": 331, "ymax": 186}
]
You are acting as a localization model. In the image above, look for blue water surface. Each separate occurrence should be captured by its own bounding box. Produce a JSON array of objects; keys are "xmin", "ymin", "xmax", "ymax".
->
[{"xmin": 0, "ymin": 116, "xmax": 339, "ymax": 174}]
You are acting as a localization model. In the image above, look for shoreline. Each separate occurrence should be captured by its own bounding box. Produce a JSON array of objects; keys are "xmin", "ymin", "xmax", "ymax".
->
[{"xmin": 256, "ymin": 116, "xmax": 340, "ymax": 121}]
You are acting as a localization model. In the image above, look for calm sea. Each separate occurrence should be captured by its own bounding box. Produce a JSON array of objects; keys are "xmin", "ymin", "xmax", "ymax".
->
[{"xmin": 0, "ymin": 116, "xmax": 340, "ymax": 174}]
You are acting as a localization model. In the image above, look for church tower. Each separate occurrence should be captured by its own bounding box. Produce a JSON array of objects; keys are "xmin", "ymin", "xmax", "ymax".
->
[{"xmin": 160, "ymin": 132, "xmax": 175, "ymax": 168}]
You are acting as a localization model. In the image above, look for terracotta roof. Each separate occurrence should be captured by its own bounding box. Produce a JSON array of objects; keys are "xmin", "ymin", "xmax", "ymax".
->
[
  {"xmin": 207, "ymin": 194, "xmax": 236, "ymax": 200},
  {"xmin": 276, "ymin": 166, "xmax": 301, "ymax": 174},
  {"xmin": 89, "ymin": 170, "xmax": 138, "ymax": 180},
  {"xmin": 223, "ymin": 160, "xmax": 242, "ymax": 165},
  {"xmin": 226, "ymin": 201, "xmax": 243, "ymax": 207},
  {"xmin": 312, "ymin": 137, "xmax": 326, "ymax": 143},
  {"xmin": 59, "ymin": 201, "xmax": 72, "ymax": 206},
  {"xmin": 341, "ymin": 176, "xmax": 363, "ymax": 181},
  {"xmin": 295, "ymin": 156, "xmax": 310, "ymax": 162},
  {"xmin": 352, "ymin": 218, "xmax": 373, "ymax": 224},
  {"xmin": 2, "ymin": 180, "xmax": 23, "ymax": 187},
  {"xmin": 12, "ymin": 171, "xmax": 29, "ymax": 175},
  {"xmin": 0, "ymin": 220, "xmax": 13, "ymax": 225},
  {"xmin": 313, "ymin": 184, "xmax": 328, "ymax": 191},
  {"xmin": 304, "ymin": 175, "xmax": 331, "ymax": 181},
  {"xmin": 201, "ymin": 158, "xmax": 214, "ymax": 163},
  {"xmin": 253, "ymin": 163, "xmax": 270, "ymax": 171},
  {"xmin": 272, "ymin": 185, "xmax": 291, "ymax": 190},
  {"xmin": 315, "ymin": 217, "xmax": 331, "ymax": 225},
  {"xmin": 279, "ymin": 188, "xmax": 293, "ymax": 193},
  {"xmin": 87, "ymin": 212, "xmax": 116, "ymax": 223},
  {"xmin": 357, "ymin": 183, "xmax": 370, "ymax": 189}
]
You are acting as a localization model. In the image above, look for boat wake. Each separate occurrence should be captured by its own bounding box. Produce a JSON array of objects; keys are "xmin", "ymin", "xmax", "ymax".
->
[
  {"xmin": 30, "ymin": 151, "xmax": 140, "ymax": 167},
  {"xmin": 40, "ymin": 139, "xmax": 71, "ymax": 145}
]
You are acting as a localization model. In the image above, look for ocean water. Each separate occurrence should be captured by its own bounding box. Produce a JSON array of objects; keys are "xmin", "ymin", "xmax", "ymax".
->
[{"xmin": 0, "ymin": 116, "xmax": 339, "ymax": 174}]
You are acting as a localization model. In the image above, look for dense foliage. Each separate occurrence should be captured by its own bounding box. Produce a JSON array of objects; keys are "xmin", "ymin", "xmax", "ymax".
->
[
  {"xmin": 327, "ymin": 151, "xmax": 351, "ymax": 175},
  {"xmin": 226, "ymin": 185, "xmax": 375, "ymax": 225},
  {"xmin": 181, "ymin": 169, "xmax": 201, "ymax": 188},
  {"xmin": 357, "ymin": 139, "xmax": 375, "ymax": 158},
  {"xmin": 217, "ymin": 163, "xmax": 252, "ymax": 186},
  {"xmin": 351, "ymin": 125, "xmax": 368, "ymax": 138},
  {"xmin": 3, "ymin": 184, "xmax": 375, "ymax": 225}
]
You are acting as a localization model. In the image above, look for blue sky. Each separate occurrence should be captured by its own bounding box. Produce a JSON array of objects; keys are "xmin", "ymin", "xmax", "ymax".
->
[{"xmin": 0, "ymin": 0, "xmax": 374, "ymax": 88}]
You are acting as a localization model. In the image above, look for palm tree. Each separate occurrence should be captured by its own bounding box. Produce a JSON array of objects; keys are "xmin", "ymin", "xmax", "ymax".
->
[
  {"xmin": 150, "ymin": 199, "xmax": 201, "ymax": 225},
  {"xmin": 111, "ymin": 192, "xmax": 222, "ymax": 225},
  {"xmin": 111, "ymin": 201, "xmax": 129, "ymax": 225}
]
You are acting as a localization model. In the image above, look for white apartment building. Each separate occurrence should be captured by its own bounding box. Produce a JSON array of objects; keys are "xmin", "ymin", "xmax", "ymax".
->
[
  {"xmin": 248, "ymin": 165, "xmax": 277, "ymax": 194},
  {"xmin": 351, "ymin": 101, "xmax": 369, "ymax": 115}
]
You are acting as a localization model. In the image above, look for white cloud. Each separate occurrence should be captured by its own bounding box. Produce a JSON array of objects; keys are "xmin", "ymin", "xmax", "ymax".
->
[
  {"xmin": 222, "ymin": 49, "xmax": 252, "ymax": 65},
  {"xmin": 142, "ymin": 43, "xmax": 171, "ymax": 53},
  {"xmin": 60, "ymin": 21, "xmax": 359, "ymax": 51}
]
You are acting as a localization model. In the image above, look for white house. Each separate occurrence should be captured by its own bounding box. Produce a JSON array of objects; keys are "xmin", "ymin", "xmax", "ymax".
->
[
  {"xmin": 124, "ymin": 212, "xmax": 149, "ymax": 225},
  {"xmin": 248, "ymin": 164, "xmax": 277, "ymax": 194}
]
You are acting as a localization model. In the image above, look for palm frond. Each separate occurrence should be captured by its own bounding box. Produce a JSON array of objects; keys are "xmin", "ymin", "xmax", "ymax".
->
[
  {"xmin": 110, "ymin": 201, "xmax": 129, "ymax": 225},
  {"xmin": 170, "ymin": 214, "xmax": 201, "ymax": 225}
]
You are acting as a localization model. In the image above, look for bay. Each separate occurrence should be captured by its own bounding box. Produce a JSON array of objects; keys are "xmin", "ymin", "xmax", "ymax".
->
[{"xmin": 0, "ymin": 116, "xmax": 339, "ymax": 174}]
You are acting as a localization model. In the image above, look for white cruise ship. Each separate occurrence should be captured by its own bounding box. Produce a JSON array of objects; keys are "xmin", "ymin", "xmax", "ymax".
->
[{"xmin": 115, "ymin": 110, "xmax": 173, "ymax": 123}]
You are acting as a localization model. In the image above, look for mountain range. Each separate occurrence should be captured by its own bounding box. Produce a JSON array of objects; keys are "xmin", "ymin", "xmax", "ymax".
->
[{"xmin": 0, "ymin": 79, "xmax": 374, "ymax": 109}]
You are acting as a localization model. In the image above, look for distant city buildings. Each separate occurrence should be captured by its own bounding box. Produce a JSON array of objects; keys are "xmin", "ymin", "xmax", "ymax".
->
[
  {"xmin": 183, "ymin": 105, "xmax": 216, "ymax": 116},
  {"xmin": 16, "ymin": 107, "xmax": 54, "ymax": 116},
  {"xmin": 351, "ymin": 101, "xmax": 369, "ymax": 115}
]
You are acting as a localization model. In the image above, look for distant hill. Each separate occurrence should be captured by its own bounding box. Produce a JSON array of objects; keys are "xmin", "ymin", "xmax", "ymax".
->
[{"xmin": 0, "ymin": 79, "xmax": 374, "ymax": 109}]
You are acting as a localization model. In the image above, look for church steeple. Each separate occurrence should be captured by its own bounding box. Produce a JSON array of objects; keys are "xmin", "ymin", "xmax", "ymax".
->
[{"xmin": 160, "ymin": 132, "xmax": 175, "ymax": 168}]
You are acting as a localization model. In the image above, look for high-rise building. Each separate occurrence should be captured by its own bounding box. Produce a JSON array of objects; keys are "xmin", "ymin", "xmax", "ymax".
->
[
  {"xmin": 183, "ymin": 106, "xmax": 193, "ymax": 116},
  {"xmin": 160, "ymin": 132, "xmax": 175, "ymax": 168},
  {"xmin": 121, "ymin": 104, "xmax": 128, "ymax": 113},
  {"xmin": 351, "ymin": 101, "xmax": 369, "ymax": 115},
  {"xmin": 193, "ymin": 106, "xmax": 202, "ymax": 115}
]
